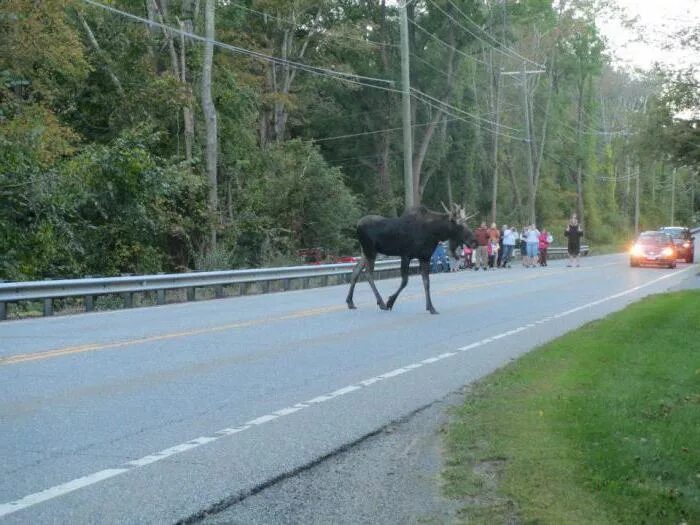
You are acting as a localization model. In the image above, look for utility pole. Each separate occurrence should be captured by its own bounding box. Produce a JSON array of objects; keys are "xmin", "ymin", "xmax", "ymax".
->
[
  {"xmin": 670, "ymin": 167, "xmax": 676, "ymax": 226},
  {"xmin": 634, "ymin": 164, "xmax": 640, "ymax": 234},
  {"xmin": 399, "ymin": 1, "xmax": 414, "ymax": 208},
  {"xmin": 500, "ymin": 63, "xmax": 545, "ymax": 225}
]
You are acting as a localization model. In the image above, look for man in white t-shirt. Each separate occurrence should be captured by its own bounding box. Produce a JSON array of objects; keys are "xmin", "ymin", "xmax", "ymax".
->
[{"xmin": 501, "ymin": 225, "xmax": 516, "ymax": 268}]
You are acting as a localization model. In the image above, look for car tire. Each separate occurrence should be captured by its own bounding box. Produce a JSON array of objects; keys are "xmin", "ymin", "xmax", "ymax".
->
[{"xmin": 630, "ymin": 260, "xmax": 638, "ymax": 267}]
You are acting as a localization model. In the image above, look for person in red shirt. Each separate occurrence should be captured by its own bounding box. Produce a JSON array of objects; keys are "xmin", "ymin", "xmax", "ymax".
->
[
  {"xmin": 473, "ymin": 222, "xmax": 490, "ymax": 271},
  {"xmin": 538, "ymin": 228, "xmax": 552, "ymax": 266}
]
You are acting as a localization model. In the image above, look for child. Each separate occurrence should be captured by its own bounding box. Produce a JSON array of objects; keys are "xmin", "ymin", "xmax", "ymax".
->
[
  {"xmin": 488, "ymin": 240, "xmax": 499, "ymax": 269},
  {"xmin": 462, "ymin": 245, "xmax": 473, "ymax": 269}
]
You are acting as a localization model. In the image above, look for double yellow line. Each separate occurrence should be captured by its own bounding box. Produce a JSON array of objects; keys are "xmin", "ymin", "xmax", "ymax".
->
[{"xmin": 0, "ymin": 264, "xmax": 609, "ymax": 367}]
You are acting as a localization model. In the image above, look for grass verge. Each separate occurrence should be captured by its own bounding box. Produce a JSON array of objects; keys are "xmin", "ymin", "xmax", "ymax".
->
[{"xmin": 443, "ymin": 290, "xmax": 700, "ymax": 524}]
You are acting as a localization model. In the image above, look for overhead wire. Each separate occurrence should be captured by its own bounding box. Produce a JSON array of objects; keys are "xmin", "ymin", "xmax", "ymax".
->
[
  {"xmin": 80, "ymin": 0, "xmax": 398, "ymax": 91},
  {"xmin": 227, "ymin": 2, "xmax": 398, "ymax": 49},
  {"xmin": 410, "ymin": 91, "xmax": 525, "ymax": 141},
  {"xmin": 407, "ymin": 17, "xmax": 488, "ymax": 67},
  {"xmin": 439, "ymin": 0, "xmax": 545, "ymax": 70},
  {"xmin": 312, "ymin": 116, "xmax": 465, "ymax": 143},
  {"xmin": 411, "ymin": 87, "xmax": 522, "ymax": 134}
]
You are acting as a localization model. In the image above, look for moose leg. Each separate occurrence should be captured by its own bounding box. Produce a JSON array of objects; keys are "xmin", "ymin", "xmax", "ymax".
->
[
  {"xmin": 345, "ymin": 257, "xmax": 367, "ymax": 309},
  {"xmin": 365, "ymin": 258, "xmax": 388, "ymax": 310},
  {"xmin": 419, "ymin": 258, "xmax": 438, "ymax": 314},
  {"xmin": 386, "ymin": 256, "xmax": 410, "ymax": 310}
]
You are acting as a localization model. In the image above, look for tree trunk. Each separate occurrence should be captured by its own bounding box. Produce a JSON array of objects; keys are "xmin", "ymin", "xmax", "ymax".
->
[
  {"xmin": 202, "ymin": 0, "xmax": 218, "ymax": 251},
  {"xmin": 179, "ymin": 19, "xmax": 195, "ymax": 163},
  {"xmin": 77, "ymin": 11, "xmax": 125, "ymax": 96},
  {"xmin": 412, "ymin": 42, "xmax": 457, "ymax": 204}
]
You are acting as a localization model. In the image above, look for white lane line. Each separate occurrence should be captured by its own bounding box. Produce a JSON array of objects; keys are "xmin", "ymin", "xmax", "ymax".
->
[
  {"xmin": 0, "ymin": 469, "xmax": 128, "ymax": 516},
  {"xmin": 0, "ymin": 267, "xmax": 690, "ymax": 518}
]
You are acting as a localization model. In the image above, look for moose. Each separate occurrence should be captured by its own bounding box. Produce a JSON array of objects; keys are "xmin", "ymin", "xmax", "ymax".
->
[{"xmin": 345, "ymin": 204, "xmax": 474, "ymax": 314}]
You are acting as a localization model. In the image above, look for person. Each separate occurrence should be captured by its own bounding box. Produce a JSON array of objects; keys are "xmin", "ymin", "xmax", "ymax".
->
[
  {"xmin": 519, "ymin": 226, "xmax": 529, "ymax": 266},
  {"xmin": 501, "ymin": 225, "xmax": 516, "ymax": 268},
  {"xmin": 450, "ymin": 241, "xmax": 462, "ymax": 272},
  {"xmin": 487, "ymin": 222, "xmax": 500, "ymax": 267},
  {"xmin": 488, "ymin": 238, "xmax": 499, "ymax": 269},
  {"xmin": 430, "ymin": 241, "xmax": 448, "ymax": 273},
  {"xmin": 462, "ymin": 244, "xmax": 473, "ymax": 269},
  {"xmin": 473, "ymin": 222, "xmax": 490, "ymax": 271},
  {"xmin": 525, "ymin": 224, "xmax": 540, "ymax": 268},
  {"xmin": 564, "ymin": 216, "xmax": 584, "ymax": 267},
  {"xmin": 497, "ymin": 225, "xmax": 505, "ymax": 267},
  {"xmin": 538, "ymin": 228, "xmax": 552, "ymax": 266}
]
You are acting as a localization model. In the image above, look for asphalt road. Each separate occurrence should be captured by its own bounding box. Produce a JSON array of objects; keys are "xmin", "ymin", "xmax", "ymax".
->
[{"xmin": 1, "ymin": 253, "xmax": 698, "ymax": 524}]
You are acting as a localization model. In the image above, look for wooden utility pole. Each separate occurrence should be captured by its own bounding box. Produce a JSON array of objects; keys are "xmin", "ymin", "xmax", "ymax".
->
[
  {"xmin": 670, "ymin": 167, "xmax": 676, "ymax": 226},
  {"xmin": 500, "ymin": 64, "xmax": 545, "ymax": 225},
  {"xmin": 202, "ymin": 0, "xmax": 218, "ymax": 251},
  {"xmin": 399, "ymin": 2, "xmax": 414, "ymax": 209},
  {"xmin": 634, "ymin": 164, "xmax": 640, "ymax": 234}
]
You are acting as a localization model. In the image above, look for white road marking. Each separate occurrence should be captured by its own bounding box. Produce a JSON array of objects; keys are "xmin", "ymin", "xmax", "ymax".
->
[{"xmin": 0, "ymin": 267, "xmax": 690, "ymax": 518}]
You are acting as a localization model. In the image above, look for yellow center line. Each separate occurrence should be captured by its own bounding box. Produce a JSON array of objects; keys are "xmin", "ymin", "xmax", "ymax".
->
[{"xmin": 0, "ymin": 261, "xmax": 619, "ymax": 366}]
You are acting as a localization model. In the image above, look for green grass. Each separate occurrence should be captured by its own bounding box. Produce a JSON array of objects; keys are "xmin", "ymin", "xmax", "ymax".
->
[{"xmin": 443, "ymin": 291, "xmax": 700, "ymax": 524}]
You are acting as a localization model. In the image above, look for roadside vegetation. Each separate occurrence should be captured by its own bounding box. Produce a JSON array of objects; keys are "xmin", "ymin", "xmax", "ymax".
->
[
  {"xmin": 1, "ymin": 1, "xmax": 698, "ymax": 281},
  {"xmin": 442, "ymin": 290, "xmax": 700, "ymax": 524}
]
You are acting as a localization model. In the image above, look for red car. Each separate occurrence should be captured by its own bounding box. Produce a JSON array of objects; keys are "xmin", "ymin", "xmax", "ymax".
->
[
  {"xmin": 630, "ymin": 231, "xmax": 676, "ymax": 268},
  {"xmin": 659, "ymin": 226, "xmax": 695, "ymax": 263}
]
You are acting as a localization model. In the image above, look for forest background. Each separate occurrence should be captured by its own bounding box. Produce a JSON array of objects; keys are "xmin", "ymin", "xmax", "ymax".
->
[{"xmin": 1, "ymin": 0, "xmax": 698, "ymax": 281}]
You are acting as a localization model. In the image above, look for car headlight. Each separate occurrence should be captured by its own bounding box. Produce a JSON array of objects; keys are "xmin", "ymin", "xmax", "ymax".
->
[
  {"xmin": 661, "ymin": 247, "xmax": 674, "ymax": 257},
  {"xmin": 682, "ymin": 242, "xmax": 690, "ymax": 248},
  {"xmin": 630, "ymin": 244, "xmax": 643, "ymax": 256}
]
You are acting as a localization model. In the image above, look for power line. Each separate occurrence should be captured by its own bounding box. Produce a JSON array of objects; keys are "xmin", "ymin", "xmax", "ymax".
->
[
  {"xmin": 312, "ymin": 116, "xmax": 465, "ymax": 143},
  {"xmin": 438, "ymin": 0, "xmax": 545, "ymax": 70},
  {"xmin": 80, "ymin": 0, "xmax": 398, "ymax": 91},
  {"xmin": 407, "ymin": 17, "xmax": 488, "ymax": 67},
  {"xmin": 227, "ymin": 2, "xmax": 398, "ymax": 49},
  {"xmin": 411, "ymin": 87, "xmax": 522, "ymax": 133},
  {"xmin": 411, "ymin": 90, "xmax": 524, "ymax": 141}
]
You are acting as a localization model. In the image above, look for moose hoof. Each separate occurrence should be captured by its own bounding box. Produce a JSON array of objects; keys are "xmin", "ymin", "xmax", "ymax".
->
[
  {"xmin": 346, "ymin": 301, "xmax": 357, "ymax": 310},
  {"xmin": 428, "ymin": 308, "xmax": 439, "ymax": 315},
  {"xmin": 378, "ymin": 302, "xmax": 389, "ymax": 311}
]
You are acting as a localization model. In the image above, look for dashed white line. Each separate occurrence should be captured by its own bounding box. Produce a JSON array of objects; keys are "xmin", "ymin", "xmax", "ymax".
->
[{"xmin": 0, "ymin": 267, "xmax": 690, "ymax": 518}]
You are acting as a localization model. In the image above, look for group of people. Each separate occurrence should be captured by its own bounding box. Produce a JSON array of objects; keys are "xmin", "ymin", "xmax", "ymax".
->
[{"xmin": 442, "ymin": 215, "xmax": 584, "ymax": 272}]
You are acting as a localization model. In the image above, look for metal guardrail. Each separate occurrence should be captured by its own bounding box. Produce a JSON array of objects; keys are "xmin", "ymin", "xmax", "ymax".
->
[
  {"xmin": 0, "ymin": 245, "xmax": 588, "ymax": 321},
  {"xmin": 0, "ymin": 258, "xmax": 414, "ymax": 320}
]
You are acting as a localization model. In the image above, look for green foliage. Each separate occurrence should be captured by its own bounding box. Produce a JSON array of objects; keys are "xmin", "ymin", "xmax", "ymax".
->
[
  {"xmin": 1, "ymin": 0, "xmax": 697, "ymax": 281},
  {"xmin": 227, "ymin": 140, "xmax": 361, "ymax": 267}
]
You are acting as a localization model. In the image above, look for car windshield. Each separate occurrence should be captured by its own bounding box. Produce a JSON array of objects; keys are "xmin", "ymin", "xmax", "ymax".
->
[
  {"xmin": 660, "ymin": 228, "xmax": 686, "ymax": 239},
  {"xmin": 638, "ymin": 233, "xmax": 669, "ymax": 245}
]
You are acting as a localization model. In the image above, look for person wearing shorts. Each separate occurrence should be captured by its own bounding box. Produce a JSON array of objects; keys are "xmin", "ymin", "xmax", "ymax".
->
[{"xmin": 525, "ymin": 224, "xmax": 540, "ymax": 267}]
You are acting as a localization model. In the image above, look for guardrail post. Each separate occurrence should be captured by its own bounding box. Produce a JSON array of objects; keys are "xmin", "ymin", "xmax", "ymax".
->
[
  {"xmin": 43, "ymin": 298, "xmax": 53, "ymax": 317},
  {"xmin": 283, "ymin": 279, "xmax": 291, "ymax": 291},
  {"xmin": 187, "ymin": 288, "xmax": 195, "ymax": 301},
  {"xmin": 214, "ymin": 285, "xmax": 224, "ymax": 299},
  {"xmin": 0, "ymin": 301, "xmax": 6, "ymax": 321},
  {"xmin": 261, "ymin": 281, "xmax": 270, "ymax": 294},
  {"xmin": 157, "ymin": 289, "xmax": 166, "ymax": 305},
  {"xmin": 84, "ymin": 295, "xmax": 94, "ymax": 312},
  {"xmin": 122, "ymin": 293, "xmax": 133, "ymax": 308},
  {"xmin": 302, "ymin": 277, "xmax": 310, "ymax": 289}
]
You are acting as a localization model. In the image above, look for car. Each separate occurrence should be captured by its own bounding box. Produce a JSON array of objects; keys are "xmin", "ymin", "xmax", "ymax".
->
[
  {"xmin": 658, "ymin": 226, "xmax": 695, "ymax": 263},
  {"xmin": 630, "ymin": 231, "xmax": 677, "ymax": 268}
]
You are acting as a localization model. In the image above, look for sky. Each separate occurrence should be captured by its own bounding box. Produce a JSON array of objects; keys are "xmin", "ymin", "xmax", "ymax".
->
[{"xmin": 595, "ymin": 0, "xmax": 700, "ymax": 73}]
